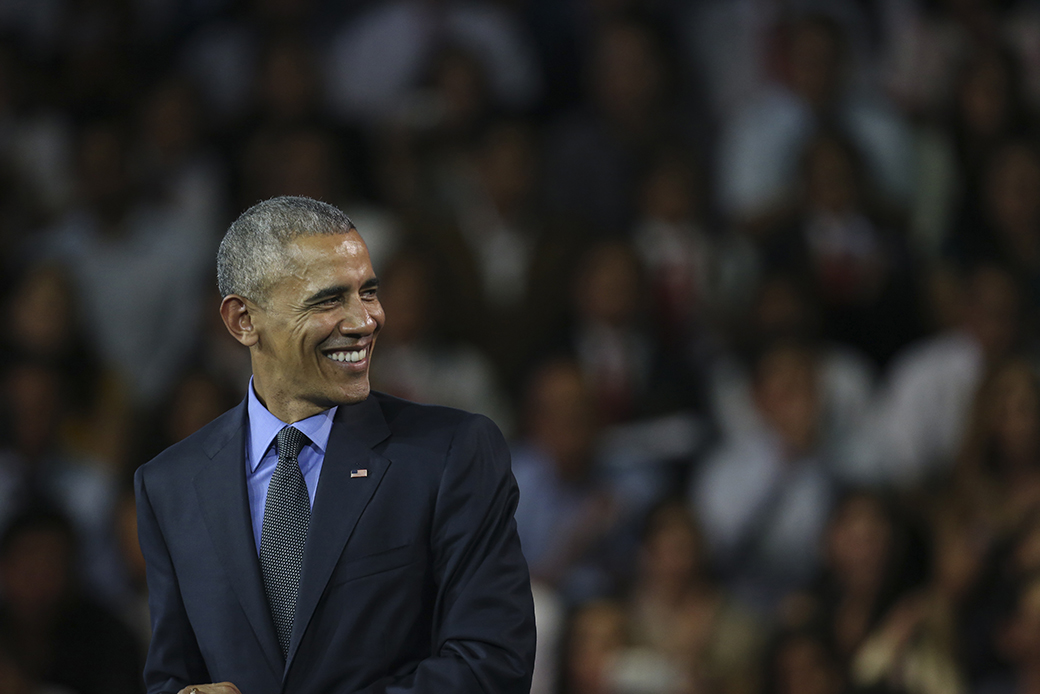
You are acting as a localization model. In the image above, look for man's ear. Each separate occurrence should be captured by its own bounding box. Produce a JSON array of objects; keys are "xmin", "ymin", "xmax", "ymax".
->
[{"xmin": 220, "ymin": 294, "xmax": 260, "ymax": 347}]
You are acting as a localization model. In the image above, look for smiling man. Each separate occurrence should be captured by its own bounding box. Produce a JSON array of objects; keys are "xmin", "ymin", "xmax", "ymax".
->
[{"xmin": 134, "ymin": 196, "xmax": 535, "ymax": 694}]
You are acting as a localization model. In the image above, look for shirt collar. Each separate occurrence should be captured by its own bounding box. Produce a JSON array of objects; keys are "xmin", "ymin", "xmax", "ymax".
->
[{"xmin": 246, "ymin": 376, "xmax": 338, "ymax": 473}]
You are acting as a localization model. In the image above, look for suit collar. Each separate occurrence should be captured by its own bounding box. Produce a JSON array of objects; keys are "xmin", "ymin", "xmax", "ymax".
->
[
  {"xmin": 194, "ymin": 399, "xmax": 285, "ymax": 676},
  {"xmin": 285, "ymin": 394, "xmax": 392, "ymax": 673}
]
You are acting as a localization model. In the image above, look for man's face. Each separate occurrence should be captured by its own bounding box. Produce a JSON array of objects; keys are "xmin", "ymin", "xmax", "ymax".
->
[{"xmin": 248, "ymin": 231, "xmax": 384, "ymax": 420}]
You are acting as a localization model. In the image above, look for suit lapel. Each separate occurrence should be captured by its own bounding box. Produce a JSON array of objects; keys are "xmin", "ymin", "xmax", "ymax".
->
[
  {"xmin": 285, "ymin": 395, "xmax": 392, "ymax": 672},
  {"xmin": 193, "ymin": 401, "xmax": 284, "ymax": 674}
]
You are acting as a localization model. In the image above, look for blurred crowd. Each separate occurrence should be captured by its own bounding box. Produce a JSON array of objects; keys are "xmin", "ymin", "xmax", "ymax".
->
[{"xmin": 2, "ymin": 0, "xmax": 1040, "ymax": 692}]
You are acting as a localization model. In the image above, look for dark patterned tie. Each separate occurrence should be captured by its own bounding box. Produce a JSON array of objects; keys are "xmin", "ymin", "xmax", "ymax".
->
[{"xmin": 260, "ymin": 425, "xmax": 310, "ymax": 658}]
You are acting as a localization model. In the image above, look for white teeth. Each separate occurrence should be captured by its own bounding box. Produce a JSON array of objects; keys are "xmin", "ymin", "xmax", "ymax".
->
[{"xmin": 326, "ymin": 349, "xmax": 366, "ymax": 363}]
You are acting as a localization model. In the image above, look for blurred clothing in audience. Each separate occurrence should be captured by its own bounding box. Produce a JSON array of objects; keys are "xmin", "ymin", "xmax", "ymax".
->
[
  {"xmin": 954, "ymin": 358, "xmax": 1040, "ymax": 536},
  {"xmin": 627, "ymin": 503, "xmax": 764, "ymax": 694},
  {"xmin": 325, "ymin": 0, "xmax": 540, "ymax": 125},
  {"xmin": 845, "ymin": 265, "xmax": 1021, "ymax": 488},
  {"xmin": 716, "ymin": 14, "xmax": 913, "ymax": 226},
  {"xmin": 630, "ymin": 149, "xmax": 758, "ymax": 348},
  {"xmin": 545, "ymin": 17, "xmax": 696, "ymax": 236},
  {"xmin": 511, "ymin": 359, "xmax": 628, "ymax": 603},
  {"xmin": 882, "ymin": 0, "xmax": 1040, "ymax": 117},
  {"xmin": 760, "ymin": 130, "xmax": 924, "ymax": 367},
  {"xmin": 691, "ymin": 338, "xmax": 838, "ymax": 614},
  {"xmin": 40, "ymin": 121, "xmax": 211, "ymax": 407},
  {"xmin": 710, "ymin": 274, "xmax": 875, "ymax": 454}
]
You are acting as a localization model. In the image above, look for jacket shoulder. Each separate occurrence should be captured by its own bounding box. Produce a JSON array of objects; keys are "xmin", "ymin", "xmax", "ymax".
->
[{"xmin": 136, "ymin": 401, "xmax": 246, "ymax": 483}]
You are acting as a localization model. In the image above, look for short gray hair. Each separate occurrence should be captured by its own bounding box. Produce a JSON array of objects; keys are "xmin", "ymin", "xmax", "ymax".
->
[{"xmin": 217, "ymin": 196, "xmax": 355, "ymax": 302}]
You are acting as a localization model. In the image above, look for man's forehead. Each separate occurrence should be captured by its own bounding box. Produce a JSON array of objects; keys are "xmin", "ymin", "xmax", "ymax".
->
[{"xmin": 277, "ymin": 231, "xmax": 373, "ymax": 286}]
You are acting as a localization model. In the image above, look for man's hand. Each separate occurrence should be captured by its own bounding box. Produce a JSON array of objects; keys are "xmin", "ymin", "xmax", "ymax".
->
[{"xmin": 177, "ymin": 683, "xmax": 242, "ymax": 694}]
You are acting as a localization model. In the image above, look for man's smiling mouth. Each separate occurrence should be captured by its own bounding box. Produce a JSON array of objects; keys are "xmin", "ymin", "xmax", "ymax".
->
[{"xmin": 325, "ymin": 348, "xmax": 367, "ymax": 363}]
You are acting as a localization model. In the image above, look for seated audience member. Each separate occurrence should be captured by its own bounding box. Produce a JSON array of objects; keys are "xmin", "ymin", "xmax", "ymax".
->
[
  {"xmin": 955, "ymin": 358, "xmax": 1040, "ymax": 534},
  {"xmin": 415, "ymin": 118, "xmax": 583, "ymax": 385},
  {"xmin": 511, "ymin": 358, "xmax": 625, "ymax": 603},
  {"xmin": 0, "ymin": 359, "xmax": 118, "ymax": 602},
  {"xmin": 956, "ymin": 139, "xmax": 1040, "ymax": 312},
  {"xmin": 544, "ymin": 17, "xmax": 695, "ymax": 237},
  {"xmin": 710, "ymin": 273, "xmax": 874, "ymax": 451},
  {"xmin": 1, "ymin": 263, "xmax": 127, "ymax": 468},
  {"xmin": 761, "ymin": 129, "xmax": 923, "ymax": 367},
  {"xmin": 630, "ymin": 149, "xmax": 757, "ymax": 348},
  {"xmin": 690, "ymin": 337, "xmax": 838, "ymax": 614},
  {"xmin": 0, "ymin": 509, "xmax": 141, "ymax": 694},
  {"xmin": 787, "ymin": 490, "xmax": 921, "ymax": 662},
  {"xmin": 368, "ymin": 248, "xmax": 513, "ymax": 434},
  {"xmin": 716, "ymin": 13, "xmax": 912, "ymax": 229},
  {"xmin": 846, "ymin": 263, "xmax": 1022, "ymax": 488},
  {"xmin": 40, "ymin": 119, "xmax": 210, "ymax": 407},
  {"xmin": 627, "ymin": 502, "xmax": 763, "ymax": 694},
  {"xmin": 565, "ymin": 240, "xmax": 702, "ymax": 426},
  {"xmin": 849, "ymin": 501, "xmax": 983, "ymax": 694}
]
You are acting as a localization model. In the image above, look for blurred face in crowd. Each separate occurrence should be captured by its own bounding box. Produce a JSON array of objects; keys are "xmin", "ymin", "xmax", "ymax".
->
[
  {"xmin": 958, "ymin": 51, "xmax": 1013, "ymax": 139},
  {"xmin": 787, "ymin": 19, "xmax": 842, "ymax": 109},
  {"xmin": 641, "ymin": 155, "xmax": 698, "ymax": 224},
  {"xmin": 754, "ymin": 344, "xmax": 820, "ymax": 455},
  {"xmin": 574, "ymin": 242, "xmax": 642, "ymax": 328},
  {"xmin": 225, "ymin": 231, "xmax": 384, "ymax": 422},
  {"xmin": 0, "ymin": 524, "xmax": 72, "ymax": 623},
  {"xmin": 804, "ymin": 137, "xmax": 860, "ymax": 215},
  {"xmin": 5, "ymin": 363, "xmax": 64, "ymax": 461},
  {"xmin": 592, "ymin": 22, "xmax": 664, "ymax": 122},
  {"xmin": 260, "ymin": 37, "xmax": 319, "ymax": 122},
  {"xmin": 143, "ymin": 79, "xmax": 200, "ymax": 160},
  {"xmin": 826, "ymin": 494, "xmax": 892, "ymax": 597},
  {"xmin": 477, "ymin": 123, "xmax": 536, "ymax": 217},
  {"xmin": 525, "ymin": 360, "xmax": 597, "ymax": 482},
  {"xmin": 984, "ymin": 361, "xmax": 1040, "ymax": 468},
  {"xmin": 77, "ymin": 122, "xmax": 133, "ymax": 225},
  {"xmin": 640, "ymin": 505, "xmax": 702, "ymax": 592},
  {"xmin": 7, "ymin": 265, "xmax": 74, "ymax": 354},
  {"xmin": 986, "ymin": 143, "xmax": 1040, "ymax": 242},
  {"xmin": 431, "ymin": 48, "xmax": 489, "ymax": 132},
  {"xmin": 963, "ymin": 266, "xmax": 1019, "ymax": 360},
  {"xmin": 567, "ymin": 601, "xmax": 627, "ymax": 694}
]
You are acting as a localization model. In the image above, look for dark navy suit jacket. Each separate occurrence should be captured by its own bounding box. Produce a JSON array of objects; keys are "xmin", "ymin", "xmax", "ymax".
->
[{"xmin": 134, "ymin": 392, "xmax": 535, "ymax": 694}]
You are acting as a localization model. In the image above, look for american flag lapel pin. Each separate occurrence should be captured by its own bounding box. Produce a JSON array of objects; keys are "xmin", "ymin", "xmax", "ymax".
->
[{"xmin": 351, "ymin": 469, "xmax": 368, "ymax": 478}]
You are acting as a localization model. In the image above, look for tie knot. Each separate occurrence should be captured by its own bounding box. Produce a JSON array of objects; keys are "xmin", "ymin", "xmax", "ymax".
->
[{"xmin": 276, "ymin": 426, "xmax": 308, "ymax": 461}]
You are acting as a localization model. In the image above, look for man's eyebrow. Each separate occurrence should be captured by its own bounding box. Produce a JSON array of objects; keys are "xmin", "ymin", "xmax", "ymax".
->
[
  {"xmin": 305, "ymin": 285, "xmax": 351, "ymax": 304},
  {"xmin": 304, "ymin": 278, "xmax": 379, "ymax": 304}
]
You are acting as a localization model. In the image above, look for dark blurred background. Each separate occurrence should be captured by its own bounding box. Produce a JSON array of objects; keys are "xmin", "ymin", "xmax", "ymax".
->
[{"xmin": 2, "ymin": 0, "xmax": 1040, "ymax": 692}]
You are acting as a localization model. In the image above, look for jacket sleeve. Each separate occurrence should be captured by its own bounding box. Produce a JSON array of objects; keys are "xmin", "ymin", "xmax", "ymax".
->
[
  {"xmin": 362, "ymin": 414, "xmax": 536, "ymax": 694},
  {"xmin": 135, "ymin": 466, "xmax": 211, "ymax": 694}
]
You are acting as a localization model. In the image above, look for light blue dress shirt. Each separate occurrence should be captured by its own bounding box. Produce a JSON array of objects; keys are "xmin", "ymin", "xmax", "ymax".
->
[{"xmin": 245, "ymin": 378, "xmax": 338, "ymax": 554}]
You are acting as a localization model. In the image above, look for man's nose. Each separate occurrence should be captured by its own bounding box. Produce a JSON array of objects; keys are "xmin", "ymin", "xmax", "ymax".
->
[{"xmin": 337, "ymin": 298, "xmax": 378, "ymax": 336}]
